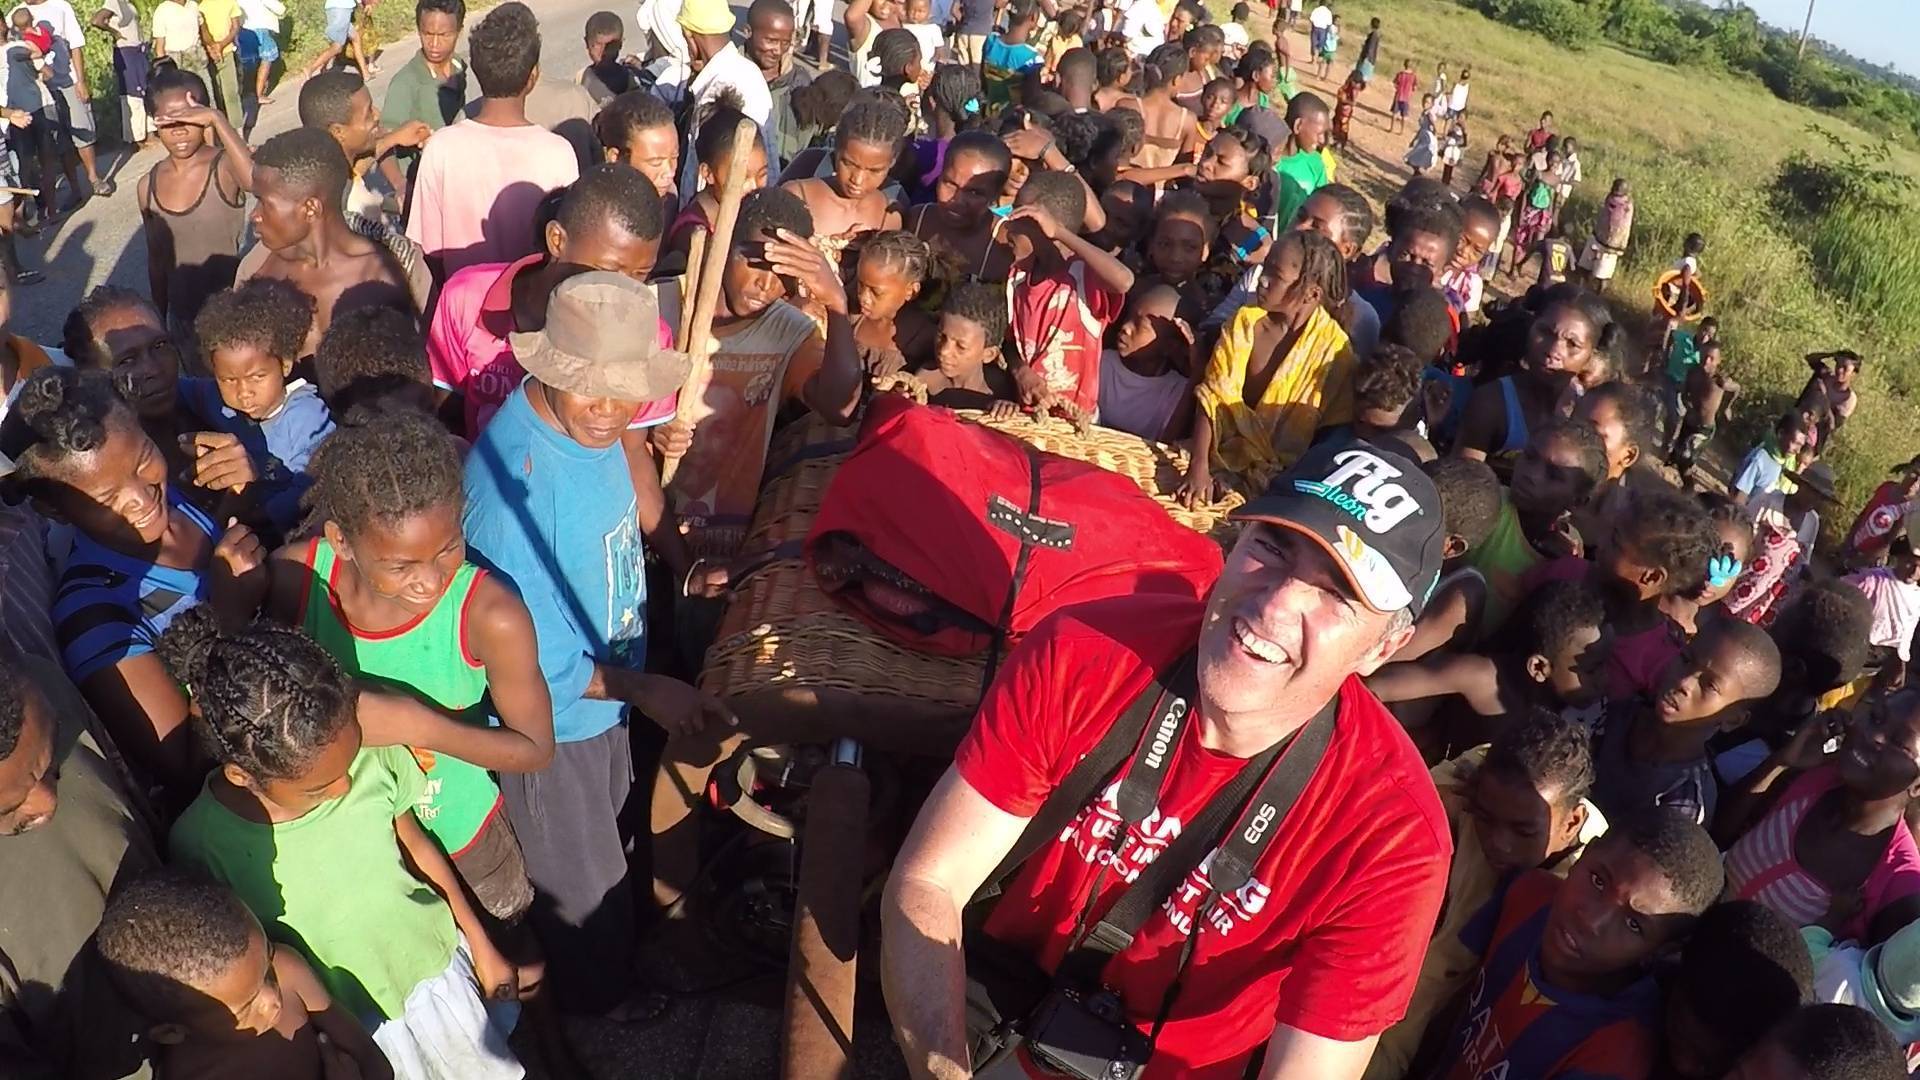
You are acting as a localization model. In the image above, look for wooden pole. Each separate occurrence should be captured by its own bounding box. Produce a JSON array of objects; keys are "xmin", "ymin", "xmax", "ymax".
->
[
  {"xmin": 780, "ymin": 751, "xmax": 868, "ymax": 1080},
  {"xmin": 1796, "ymin": 0, "xmax": 1815, "ymax": 61},
  {"xmin": 663, "ymin": 117, "xmax": 759, "ymax": 487},
  {"xmin": 680, "ymin": 229, "xmax": 708, "ymax": 348}
]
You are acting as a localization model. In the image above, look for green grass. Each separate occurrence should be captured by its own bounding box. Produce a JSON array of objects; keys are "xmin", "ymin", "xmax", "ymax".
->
[
  {"xmin": 1807, "ymin": 204, "xmax": 1920, "ymax": 361},
  {"xmin": 1245, "ymin": 0, "xmax": 1920, "ymax": 534}
]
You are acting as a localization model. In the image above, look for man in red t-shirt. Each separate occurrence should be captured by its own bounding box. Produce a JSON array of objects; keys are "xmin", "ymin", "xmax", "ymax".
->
[
  {"xmin": 1527, "ymin": 111, "xmax": 1555, "ymax": 153},
  {"xmin": 882, "ymin": 437, "xmax": 1454, "ymax": 1079}
]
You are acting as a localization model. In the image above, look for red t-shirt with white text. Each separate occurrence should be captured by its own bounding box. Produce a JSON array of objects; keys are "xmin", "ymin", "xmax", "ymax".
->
[{"xmin": 956, "ymin": 594, "xmax": 1452, "ymax": 1078}]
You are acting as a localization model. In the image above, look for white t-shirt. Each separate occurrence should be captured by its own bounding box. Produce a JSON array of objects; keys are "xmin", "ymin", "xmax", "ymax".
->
[
  {"xmin": 237, "ymin": 0, "xmax": 283, "ymax": 33},
  {"xmin": 1096, "ymin": 351, "xmax": 1186, "ymax": 441},
  {"xmin": 18, "ymin": 1, "xmax": 83, "ymax": 47},
  {"xmin": 1119, "ymin": 0, "xmax": 1165, "ymax": 56},
  {"xmin": 1221, "ymin": 22, "xmax": 1250, "ymax": 51},
  {"xmin": 1849, "ymin": 567, "xmax": 1920, "ymax": 663},
  {"xmin": 905, "ymin": 21, "xmax": 943, "ymax": 67},
  {"xmin": 97, "ymin": 0, "xmax": 141, "ymax": 47},
  {"xmin": 1448, "ymin": 79, "xmax": 1469, "ymax": 113},
  {"xmin": 1308, "ymin": 5, "xmax": 1333, "ymax": 28}
]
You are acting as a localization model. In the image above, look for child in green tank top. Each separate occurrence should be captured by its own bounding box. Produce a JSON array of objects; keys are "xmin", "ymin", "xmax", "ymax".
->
[{"xmin": 267, "ymin": 414, "xmax": 555, "ymax": 943}]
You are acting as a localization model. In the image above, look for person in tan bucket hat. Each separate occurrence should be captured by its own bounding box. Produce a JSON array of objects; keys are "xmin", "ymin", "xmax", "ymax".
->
[
  {"xmin": 507, "ymin": 271, "xmax": 692, "ymax": 411},
  {"xmin": 463, "ymin": 268, "xmax": 733, "ymax": 1020}
]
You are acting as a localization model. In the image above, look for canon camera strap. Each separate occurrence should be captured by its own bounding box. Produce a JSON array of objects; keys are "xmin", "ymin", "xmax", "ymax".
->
[
  {"xmin": 972, "ymin": 652, "xmax": 1201, "ymax": 906},
  {"xmin": 1053, "ymin": 686, "xmax": 1338, "ymax": 1045}
]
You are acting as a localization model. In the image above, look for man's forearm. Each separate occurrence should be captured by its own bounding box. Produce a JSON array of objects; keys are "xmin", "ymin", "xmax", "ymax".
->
[
  {"xmin": 622, "ymin": 426, "xmax": 692, "ymax": 575},
  {"xmin": 813, "ymin": 311, "xmax": 864, "ymax": 424},
  {"xmin": 881, "ymin": 877, "xmax": 974, "ymax": 1080}
]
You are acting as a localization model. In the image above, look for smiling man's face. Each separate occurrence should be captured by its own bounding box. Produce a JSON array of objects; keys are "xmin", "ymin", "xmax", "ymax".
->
[{"xmin": 1197, "ymin": 523, "xmax": 1400, "ymax": 720}]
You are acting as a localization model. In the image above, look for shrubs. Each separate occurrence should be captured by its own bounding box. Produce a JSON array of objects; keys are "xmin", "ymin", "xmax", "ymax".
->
[
  {"xmin": 1771, "ymin": 131, "xmax": 1920, "ymax": 359},
  {"xmin": 1500, "ymin": 0, "xmax": 1602, "ymax": 50}
]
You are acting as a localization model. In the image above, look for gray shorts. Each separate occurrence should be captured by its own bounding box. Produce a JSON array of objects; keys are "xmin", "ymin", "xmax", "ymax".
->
[{"xmin": 52, "ymin": 83, "xmax": 96, "ymax": 149}]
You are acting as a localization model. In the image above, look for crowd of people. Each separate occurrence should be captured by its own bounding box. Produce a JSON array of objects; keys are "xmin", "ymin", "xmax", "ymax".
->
[{"xmin": 0, "ymin": 0, "xmax": 1918, "ymax": 1078}]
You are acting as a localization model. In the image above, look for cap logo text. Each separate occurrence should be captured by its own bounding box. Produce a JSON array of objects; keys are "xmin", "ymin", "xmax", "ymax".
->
[{"xmin": 1302, "ymin": 450, "xmax": 1420, "ymax": 532}]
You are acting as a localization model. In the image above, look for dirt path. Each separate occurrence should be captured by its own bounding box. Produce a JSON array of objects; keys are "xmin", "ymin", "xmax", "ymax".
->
[{"xmin": 1259, "ymin": 19, "xmax": 1544, "ymax": 300}]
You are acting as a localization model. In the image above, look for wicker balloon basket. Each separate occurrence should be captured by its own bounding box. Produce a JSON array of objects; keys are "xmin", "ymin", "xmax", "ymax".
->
[{"xmin": 697, "ymin": 399, "xmax": 1243, "ymax": 716}]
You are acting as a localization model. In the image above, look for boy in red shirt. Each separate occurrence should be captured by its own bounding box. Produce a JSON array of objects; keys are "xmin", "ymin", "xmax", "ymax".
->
[
  {"xmin": 1390, "ymin": 58, "xmax": 1419, "ymax": 134},
  {"xmin": 1002, "ymin": 170, "xmax": 1133, "ymax": 421},
  {"xmin": 1422, "ymin": 809, "xmax": 1723, "ymax": 1080}
]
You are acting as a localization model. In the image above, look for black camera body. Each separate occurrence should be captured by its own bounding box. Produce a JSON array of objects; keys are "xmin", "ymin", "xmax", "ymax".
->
[{"xmin": 1021, "ymin": 987, "xmax": 1152, "ymax": 1080}]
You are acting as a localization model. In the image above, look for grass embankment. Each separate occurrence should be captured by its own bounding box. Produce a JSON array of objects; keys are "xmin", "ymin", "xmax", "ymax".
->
[{"xmin": 1237, "ymin": 0, "xmax": 1920, "ymax": 526}]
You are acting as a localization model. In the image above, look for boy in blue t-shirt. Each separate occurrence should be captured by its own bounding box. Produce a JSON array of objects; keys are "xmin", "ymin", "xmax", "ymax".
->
[
  {"xmin": 1730, "ymin": 411, "xmax": 1811, "ymax": 520},
  {"xmin": 462, "ymin": 271, "xmax": 733, "ymax": 1017},
  {"xmin": 1659, "ymin": 315, "xmax": 1716, "ymax": 453},
  {"xmin": 981, "ymin": 0, "xmax": 1043, "ymax": 109},
  {"xmin": 180, "ymin": 280, "xmax": 334, "ymax": 539}
]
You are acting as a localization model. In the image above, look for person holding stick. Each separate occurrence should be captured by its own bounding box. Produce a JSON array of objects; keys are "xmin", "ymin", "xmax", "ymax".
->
[{"xmin": 648, "ymin": 184, "xmax": 863, "ymax": 915}]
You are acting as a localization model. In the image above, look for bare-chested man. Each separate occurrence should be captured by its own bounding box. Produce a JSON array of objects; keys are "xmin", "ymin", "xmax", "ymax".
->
[{"xmin": 238, "ymin": 128, "xmax": 414, "ymax": 358}]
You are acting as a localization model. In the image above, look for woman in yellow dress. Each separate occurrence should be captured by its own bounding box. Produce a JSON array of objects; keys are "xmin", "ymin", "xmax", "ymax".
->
[{"xmin": 1178, "ymin": 229, "xmax": 1356, "ymax": 504}]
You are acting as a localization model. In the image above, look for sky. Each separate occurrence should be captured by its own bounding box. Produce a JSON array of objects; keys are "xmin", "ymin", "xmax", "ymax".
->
[{"xmin": 1740, "ymin": 0, "xmax": 1916, "ymax": 76}]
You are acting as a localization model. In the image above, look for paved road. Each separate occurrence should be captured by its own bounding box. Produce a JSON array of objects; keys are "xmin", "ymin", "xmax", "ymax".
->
[{"xmin": 14, "ymin": 0, "xmax": 611, "ymax": 345}]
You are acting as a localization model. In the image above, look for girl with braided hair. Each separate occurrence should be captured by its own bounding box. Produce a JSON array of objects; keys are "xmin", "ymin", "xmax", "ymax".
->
[
  {"xmin": 1172, "ymin": 23, "xmax": 1228, "ymax": 109},
  {"xmin": 1178, "ymin": 229, "xmax": 1357, "ymax": 504},
  {"xmin": 849, "ymin": 230, "xmax": 938, "ymax": 374},
  {"xmin": 1091, "ymin": 44, "xmax": 1139, "ymax": 113},
  {"xmin": 871, "ymin": 27, "xmax": 929, "ymax": 134},
  {"xmin": 780, "ymin": 95, "xmax": 907, "ymax": 274},
  {"xmin": 266, "ymin": 413, "xmax": 551, "ymax": 939},
  {"xmin": 162, "ymin": 606, "xmax": 525, "ymax": 1078},
  {"xmin": 17, "ymin": 366, "xmax": 264, "ymax": 794}
]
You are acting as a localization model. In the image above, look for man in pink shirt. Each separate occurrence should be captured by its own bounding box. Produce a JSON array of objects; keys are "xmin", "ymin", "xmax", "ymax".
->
[
  {"xmin": 429, "ymin": 163, "xmax": 695, "ymax": 575},
  {"xmin": 405, "ymin": 2, "xmax": 579, "ymax": 279}
]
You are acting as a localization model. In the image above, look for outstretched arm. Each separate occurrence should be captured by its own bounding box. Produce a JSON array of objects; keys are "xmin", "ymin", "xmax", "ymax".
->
[
  {"xmin": 1365, "ymin": 652, "xmax": 1494, "ymax": 711},
  {"xmin": 845, "ymin": 0, "xmax": 877, "ymax": 48},
  {"xmin": 882, "ymin": 767, "xmax": 1030, "ymax": 1080}
]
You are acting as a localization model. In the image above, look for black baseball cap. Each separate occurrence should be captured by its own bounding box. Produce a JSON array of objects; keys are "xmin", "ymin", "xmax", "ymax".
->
[{"xmin": 1230, "ymin": 436, "xmax": 1447, "ymax": 617}]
